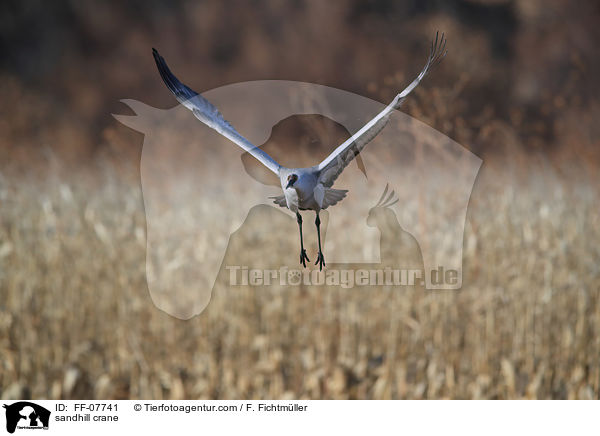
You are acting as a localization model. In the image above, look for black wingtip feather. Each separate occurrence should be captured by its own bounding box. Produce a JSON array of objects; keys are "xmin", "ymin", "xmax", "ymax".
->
[
  {"xmin": 151, "ymin": 48, "xmax": 198, "ymax": 104},
  {"xmin": 426, "ymin": 31, "xmax": 448, "ymax": 72}
]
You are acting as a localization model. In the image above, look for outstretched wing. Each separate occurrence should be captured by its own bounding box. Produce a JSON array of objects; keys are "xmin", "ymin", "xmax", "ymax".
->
[
  {"xmin": 317, "ymin": 32, "xmax": 447, "ymax": 187},
  {"xmin": 152, "ymin": 48, "xmax": 282, "ymax": 175}
]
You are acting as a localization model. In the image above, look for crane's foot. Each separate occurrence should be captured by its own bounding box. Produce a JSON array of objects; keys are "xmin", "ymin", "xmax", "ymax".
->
[
  {"xmin": 300, "ymin": 249, "xmax": 310, "ymax": 268},
  {"xmin": 315, "ymin": 251, "xmax": 326, "ymax": 271}
]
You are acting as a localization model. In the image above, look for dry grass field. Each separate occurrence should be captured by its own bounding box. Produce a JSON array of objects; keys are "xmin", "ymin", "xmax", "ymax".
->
[{"xmin": 1, "ymin": 148, "xmax": 599, "ymax": 399}]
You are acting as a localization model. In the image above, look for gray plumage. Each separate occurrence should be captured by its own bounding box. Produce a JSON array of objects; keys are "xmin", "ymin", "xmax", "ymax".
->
[{"xmin": 152, "ymin": 32, "xmax": 447, "ymax": 269}]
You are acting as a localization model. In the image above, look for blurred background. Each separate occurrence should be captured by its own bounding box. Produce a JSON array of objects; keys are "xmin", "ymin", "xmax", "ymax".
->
[{"xmin": 0, "ymin": 0, "xmax": 599, "ymax": 399}]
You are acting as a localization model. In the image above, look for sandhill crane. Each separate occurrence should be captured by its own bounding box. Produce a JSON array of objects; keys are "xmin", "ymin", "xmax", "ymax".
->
[{"xmin": 152, "ymin": 33, "xmax": 446, "ymax": 270}]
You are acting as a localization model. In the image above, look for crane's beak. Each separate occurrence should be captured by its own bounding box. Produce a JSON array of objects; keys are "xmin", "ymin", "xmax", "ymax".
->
[{"xmin": 286, "ymin": 180, "xmax": 294, "ymax": 189}]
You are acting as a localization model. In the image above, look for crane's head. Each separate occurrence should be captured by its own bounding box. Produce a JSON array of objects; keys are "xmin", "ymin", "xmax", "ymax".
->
[{"xmin": 286, "ymin": 174, "xmax": 298, "ymax": 189}]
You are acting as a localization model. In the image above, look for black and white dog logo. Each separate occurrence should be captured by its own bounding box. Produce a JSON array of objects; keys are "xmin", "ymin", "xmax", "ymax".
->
[{"xmin": 3, "ymin": 402, "xmax": 50, "ymax": 433}]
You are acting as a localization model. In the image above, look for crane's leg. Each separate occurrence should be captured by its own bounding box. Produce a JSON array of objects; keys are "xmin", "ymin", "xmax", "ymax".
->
[
  {"xmin": 314, "ymin": 212, "xmax": 325, "ymax": 271},
  {"xmin": 297, "ymin": 212, "xmax": 310, "ymax": 267}
]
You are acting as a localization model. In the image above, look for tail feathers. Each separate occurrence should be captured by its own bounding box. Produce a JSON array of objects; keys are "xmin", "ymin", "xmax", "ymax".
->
[
  {"xmin": 269, "ymin": 195, "xmax": 287, "ymax": 208},
  {"xmin": 322, "ymin": 188, "xmax": 348, "ymax": 209},
  {"xmin": 270, "ymin": 188, "xmax": 348, "ymax": 210}
]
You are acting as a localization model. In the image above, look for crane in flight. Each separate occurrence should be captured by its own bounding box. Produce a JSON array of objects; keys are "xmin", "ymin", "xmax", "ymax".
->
[{"xmin": 152, "ymin": 32, "xmax": 446, "ymax": 271}]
